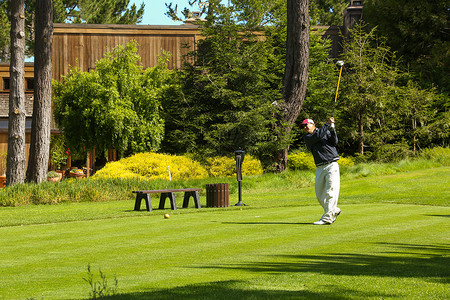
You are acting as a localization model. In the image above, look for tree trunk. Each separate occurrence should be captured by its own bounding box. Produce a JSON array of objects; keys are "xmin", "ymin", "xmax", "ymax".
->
[
  {"xmin": 275, "ymin": 0, "xmax": 309, "ymax": 172},
  {"xmin": 412, "ymin": 117, "xmax": 417, "ymax": 154},
  {"xmin": 26, "ymin": 0, "xmax": 53, "ymax": 183},
  {"xmin": 7, "ymin": 0, "xmax": 26, "ymax": 186},
  {"xmin": 358, "ymin": 111, "xmax": 364, "ymax": 155}
]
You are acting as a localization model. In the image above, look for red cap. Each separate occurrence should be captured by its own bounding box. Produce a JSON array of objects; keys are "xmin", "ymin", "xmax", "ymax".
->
[{"xmin": 300, "ymin": 119, "xmax": 314, "ymax": 126}]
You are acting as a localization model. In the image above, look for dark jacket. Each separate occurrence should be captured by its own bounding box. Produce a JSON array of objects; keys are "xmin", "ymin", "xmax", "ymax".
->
[{"xmin": 303, "ymin": 123, "xmax": 339, "ymax": 166}]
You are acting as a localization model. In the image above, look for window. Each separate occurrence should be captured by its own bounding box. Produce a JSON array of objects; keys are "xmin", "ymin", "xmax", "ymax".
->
[
  {"xmin": 1, "ymin": 78, "xmax": 35, "ymax": 90},
  {"xmin": 3, "ymin": 78, "xmax": 9, "ymax": 90},
  {"xmin": 26, "ymin": 78, "xmax": 34, "ymax": 90}
]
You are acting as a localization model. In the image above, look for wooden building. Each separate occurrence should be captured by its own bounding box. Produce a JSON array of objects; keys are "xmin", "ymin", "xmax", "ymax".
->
[
  {"xmin": 52, "ymin": 23, "xmax": 203, "ymax": 81},
  {"xmin": 0, "ymin": 62, "xmax": 35, "ymax": 175}
]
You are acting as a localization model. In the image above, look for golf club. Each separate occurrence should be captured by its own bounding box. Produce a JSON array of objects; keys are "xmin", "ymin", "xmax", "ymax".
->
[{"xmin": 333, "ymin": 60, "xmax": 345, "ymax": 117}]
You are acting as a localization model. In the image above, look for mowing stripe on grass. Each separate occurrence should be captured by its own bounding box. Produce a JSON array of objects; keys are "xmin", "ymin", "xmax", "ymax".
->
[{"xmin": 0, "ymin": 203, "xmax": 448, "ymax": 299}]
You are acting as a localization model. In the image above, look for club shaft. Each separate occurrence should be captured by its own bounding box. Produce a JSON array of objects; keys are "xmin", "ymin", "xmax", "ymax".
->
[
  {"xmin": 334, "ymin": 65, "xmax": 343, "ymax": 103},
  {"xmin": 333, "ymin": 65, "xmax": 344, "ymax": 117}
]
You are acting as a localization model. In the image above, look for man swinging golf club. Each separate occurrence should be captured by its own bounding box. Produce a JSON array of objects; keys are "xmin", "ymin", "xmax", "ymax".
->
[
  {"xmin": 301, "ymin": 117, "xmax": 341, "ymax": 225},
  {"xmin": 300, "ymin": 61, "xmax": 344, "ymax": 224}
]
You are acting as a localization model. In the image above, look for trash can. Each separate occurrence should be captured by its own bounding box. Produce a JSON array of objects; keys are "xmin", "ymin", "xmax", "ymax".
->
[{"xmin": 206, "ymin": 183, "xmax": 229, "ymax": 207}]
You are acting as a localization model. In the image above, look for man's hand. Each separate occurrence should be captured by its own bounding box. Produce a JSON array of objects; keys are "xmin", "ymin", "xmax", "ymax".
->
[{"xmin": 328, "ymin": 117, "xmax": 335, "ymax": 130}]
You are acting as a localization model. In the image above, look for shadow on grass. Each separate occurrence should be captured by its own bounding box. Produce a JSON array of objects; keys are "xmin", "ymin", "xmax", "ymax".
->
[
  {"xmin": 192, "ymin": 243, "xmax": 449, "ymax": 281},
  {"xmin": 96, "ymin": 243, "xmax": 447, "ymax": 300},
  {"xmin": 100, "ymin": 280, "xmax": 396, "ymax": 300},
  {"xmin": 223, "ymin": 221, "xmax": 313, "ymax": 225},
  {"xmin": 425, "ymin": 214, "xmax": 450, "ymax": 218}
]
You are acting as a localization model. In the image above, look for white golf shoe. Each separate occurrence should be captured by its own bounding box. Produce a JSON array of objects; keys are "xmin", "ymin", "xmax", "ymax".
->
[
  {"xmin": 332, "ymin": 208, "xmax": 341, "ymax": 223},
  {"xmin": 313, "ymin": 220, "xmax": 331, "ymax": 225}
]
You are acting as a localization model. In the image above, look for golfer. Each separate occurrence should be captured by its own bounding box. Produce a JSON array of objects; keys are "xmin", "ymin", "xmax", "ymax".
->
[{"xmin": 300, "ymin": 117, "xmax": 341, "ymax": 225}]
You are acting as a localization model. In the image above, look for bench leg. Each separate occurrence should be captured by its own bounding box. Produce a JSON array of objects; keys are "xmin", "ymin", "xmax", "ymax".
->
[
  {"xmin": 134, "ymin": 193, "xmax": 152, "ymax": 212},
  {"xmin": 183, "ymin": 191, "xmax": 201, "ymax": 209},
  {"xmin": 159, "ymin": 192, "xmax": 177, "ymax": 210}
]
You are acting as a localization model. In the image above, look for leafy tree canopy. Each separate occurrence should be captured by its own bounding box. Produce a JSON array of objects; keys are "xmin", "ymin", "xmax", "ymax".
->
[
  {"xmin": 363, "ymin": 0, "xmax": 449, "ymax": 92},
  {"xmin": 161, "ymin": 4, "xmax": 285, "ymax": 167},
  {"xmin": 53, "ymin": 41, "xmax": 167, "ymax": 156},
  {"xmin": 166, "ymin": 0, "xmax": 347, "ymax": 27},
  {"xmin": 310, "ymin": 0, "xmax": 349, "ymax": 26}
]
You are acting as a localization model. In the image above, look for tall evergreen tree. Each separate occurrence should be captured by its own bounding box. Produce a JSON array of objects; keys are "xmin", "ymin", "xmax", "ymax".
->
[
  {"xmin": 7, "ymin": 0, "xmax": 26, "ymax": 186},
  {"xmin": 161, "ymin": 4, "xmax": 282, "ymax": 165},
  {"xmin": 310, "ymin": 0, "xmax": 348, "ymax": 26},
  {"xmin": 0, "ymin": 1, "xmax": 10, "ymax": 60},
  {"xmin": 26, "ymin": 0, "xmax": 53, "ymax": 183},
  {"xmin": 364, "ymin": 0, "xmax": 449, "ymax": 92},
  {"xmin": 338, "ymin": 24, "xmax": 399, "ymax": 156},
  {"xmin": 276, "ymin": 0, "xmax": 310, "ymax": 172}
]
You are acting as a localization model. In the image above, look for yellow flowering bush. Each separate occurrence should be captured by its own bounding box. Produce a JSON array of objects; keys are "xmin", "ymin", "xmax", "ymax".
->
[
  {"xmin": 204, "ymin": 155, "xmax": 263, "ymax": 177},
  {"xmin": 338, "ymin": 156, "xmax": 355, "ymax": 167},
  {"xmin": 287, "ymin": 152, "xmax": 316, "ymax": 170},
  {"xmin": 288, "ymin": 152, "xmax": 355, "ymax": 170},
  {"xmin": 93, "ymin": 152, "xmax": 208, "ymax": 180},
  {"xmin": 242, "ymin": 156, "xmax": 264, "ymax": 176}
]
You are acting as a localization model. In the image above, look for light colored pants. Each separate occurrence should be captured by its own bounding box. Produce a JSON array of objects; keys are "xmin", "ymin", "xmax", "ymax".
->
[{"xmin": 315, "ymin": 161, "xmax": 340, "ymax": 223}]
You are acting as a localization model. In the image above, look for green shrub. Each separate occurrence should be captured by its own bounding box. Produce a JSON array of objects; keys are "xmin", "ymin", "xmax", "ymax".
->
[
  {"xmin": 287, "ymin": 152, "xmax": 315, "ymax": 171},
  {"xmin": 338, "ymin": 156, "xmax": 355, "ymax": 168},
  {"xmin": 204, "ymin": 156, "xmax": 235, "ymax": 177},
  {"xmin": 204, "ymin": 155, "xmax": 263, "ymax": 177},
  {"xmin": 288, "ymin": 152, "xmax": 355, "ymax": 170},
  {"xmin": 420, "ymin": 147, "xmax": 450, "ymax": 166},
  {"xmin": 242, "ymin": 155, "xmax": 264, "ymax": 176},
  {"xmin": 93, "ymin": 152, "xmax": 208, "ymax": 181},
  {"xmin": 372, "ymin": 141, "xmax": 414, "ymax": 162}
]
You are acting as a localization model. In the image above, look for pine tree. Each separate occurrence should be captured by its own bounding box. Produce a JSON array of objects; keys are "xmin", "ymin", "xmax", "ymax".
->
[
  {"xmin": 26, "ymin": 0, "xmax": 53, "ymax": 183},
  {"xmin": 7, "ymin": 0, "xmax": 26, "ymax": 185}
]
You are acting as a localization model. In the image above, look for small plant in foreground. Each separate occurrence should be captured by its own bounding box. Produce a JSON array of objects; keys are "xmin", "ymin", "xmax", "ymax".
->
[
  {"xmin": 47, "ymin": 171, "xmax": 60, "ymax": 178},
  {"xmin": 83, "ymin": 263, "xmax": 118, "ymax": 299}
]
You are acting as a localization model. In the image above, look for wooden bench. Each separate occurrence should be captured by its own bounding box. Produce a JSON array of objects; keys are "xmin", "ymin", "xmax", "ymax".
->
[{"xmin": 132, "ymin": 188, "xmax": 202, "ymax": 212}]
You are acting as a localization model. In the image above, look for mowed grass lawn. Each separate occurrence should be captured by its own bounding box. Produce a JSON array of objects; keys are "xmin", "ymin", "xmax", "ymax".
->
[{"xmin": 0, "ymin": 167, "xmax": 448, "ymax": 299}]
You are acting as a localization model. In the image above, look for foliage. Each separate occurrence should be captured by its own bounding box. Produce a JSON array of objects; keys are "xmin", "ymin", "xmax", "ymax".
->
[
  {"xmin": 371, "ymin": 140, "xmax": 415, "ymax": 162},
  {"xmin": 59, "ymin": 0, "xmax": 144, "ymax": 24},
  {"xmin": 70, "ymin": 168, "xmax": 84, "ymax": 175},
  {"xmin": 49, "ymin": 135, "xmax": 68, "ymax": 170},
  {"xmin": 287, "ymin": 152, "xmax": 316, "ymax": 171},
  {"xmin": 288, "ymin": 152, "xmax": 354, "ymax": 170},
  {"xmin": 337, "ymin": 156, "xmax": 355, "ymax": 168},
  {"xmin": 53, "ymin": 41, "xmax": 168, "ymax": 157},
  {"xmin": 83, "ymin": 264, "xmax": 118, "ymax": 300},
  {"xmin": 93, "ymin": 152, "xmax": 209, "ymax": 181},
  {"xmin": 0, "ymin": 1, "xmax": 9, "ymax": 60},
  {"xmin": 420, "ymin": 147, "xmax": 450, "ymax": 166},
  {"xmin": 332, "ymin": 23, "xmax": 448, "ymax": 158},
  {"xmin": 0, "ymin": 152, "xmax": 6, "ymax": 175},
  {"xmin": 338, "ymin": 23, "xmax": 399, "ymax": 155},
  {"xmin": 204, "ymin": 155, "xmax": 263, "ymax": 177},
  {"xmin": 388, "ymin": 79, "xmax": 448, "ymax": 152},
  {"xmin": 161, "ymin": 4, "xmax": 284, "ymax": 169},
  {"xmin": 309, "ymin": 0, "xmax": 349, "ymax": 26},
  {"xmin": 364, "ymin": 0, "xmax": 449, "ymax": 93},
  {"xmin": 0, "ymin": 151, "xmax": 448, "ymax": 207},
  {"xmin": 47, "ymin": 171, "xmax": 60, "ymax": 178}
]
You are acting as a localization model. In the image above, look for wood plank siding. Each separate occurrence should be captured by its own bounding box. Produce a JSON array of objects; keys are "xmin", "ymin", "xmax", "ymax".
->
[{"xmin": 52, "ymin": 23, "xmax": 203, "ymax": 81}]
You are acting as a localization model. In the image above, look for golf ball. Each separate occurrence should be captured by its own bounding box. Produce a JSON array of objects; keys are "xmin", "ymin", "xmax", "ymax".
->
[{"xmin": 164, "ymin": 213, "xmax": 170, "ymax": 219}]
